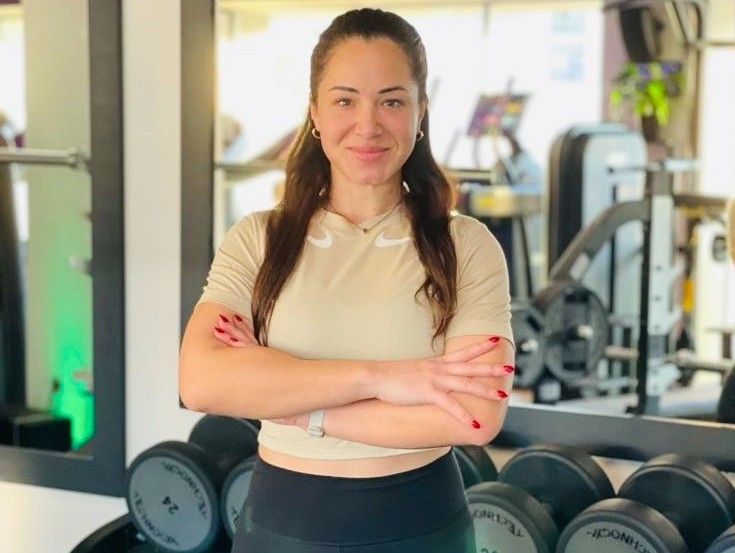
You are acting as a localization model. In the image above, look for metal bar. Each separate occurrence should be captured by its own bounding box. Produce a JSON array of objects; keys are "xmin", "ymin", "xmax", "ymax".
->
[
  {"xmin": 0, "ymin": 147, "xmax": 89, "ymax": 170},
  {"xmin": 549, "ymin": 200, "xmax": 650, "ymax": 281}
]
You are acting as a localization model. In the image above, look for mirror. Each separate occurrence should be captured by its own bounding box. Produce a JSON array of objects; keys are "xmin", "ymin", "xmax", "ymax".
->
[
  {"xmin": 181, "ymin": 0, "xmax": 735, "ymax": 472},
  {"xmin": 0, "ymin": 0, "xmax": 124, "ymax": 495}
]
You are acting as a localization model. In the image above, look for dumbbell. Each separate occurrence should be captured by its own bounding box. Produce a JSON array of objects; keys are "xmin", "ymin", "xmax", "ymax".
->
[
  {"xmin": 454, "ymin": 445, "xmax": 498, "ymax": 488},
  {"xmin": 220, "ymin": 454, "xmax": 258, "ymax": 539},
  {"xmin": 707, "ymin": 524, "xmax": 735, "ymax": 552},
  {"xmin": 125, "ymin": 415, "xmax": 260, "ymax": 553},
  {"xmin": 557, "ymin": 453, "xmax": 735, "ymax": 553},
  {"xmin": 466, "ymin": 443, "xmax": 614, "ymax": 553}
]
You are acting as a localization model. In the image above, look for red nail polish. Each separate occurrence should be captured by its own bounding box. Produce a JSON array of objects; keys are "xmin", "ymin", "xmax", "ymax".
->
[
  {"xmin": 214, "ymin": 327, "xmax": 225, "ymax": 334},
  {"xmin": 472, "ymin": 420, "xmax": 481, "ymax": 429},
  {"xmin": 234, "ymin": 314, "xmax": 243, "ymax": 322},
  {"xmin": 504, "ymin": 365, "xmax": 515, "ymax": 373},
  {"xmin": 230, "ymin": 337, "xmax": 238, "ymax": 342},
  {"xmin": 497, "ymin": 390, "xmax": 508, "ymax": 398},
  {"xmin": 488, "ymin": 336, "xmax": 500, "ymax": 343},
  {"xmin": 219, "ymin": 314, "xmax": 230, "ymax": 324}
]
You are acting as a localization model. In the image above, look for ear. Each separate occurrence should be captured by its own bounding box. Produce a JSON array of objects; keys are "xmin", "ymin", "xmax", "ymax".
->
[
  {"xmin": 309, "ymin": 102, "xmax": 319, "ymax": 132},
  {"xmin": 418, "ymin": 100, "xmax": 427, "ymax": 129}
]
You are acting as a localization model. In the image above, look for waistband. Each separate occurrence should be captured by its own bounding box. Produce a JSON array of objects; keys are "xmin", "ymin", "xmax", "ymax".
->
[{"xmin": 243, "ymin": 450, "xmax": 468, "ymax": 545}]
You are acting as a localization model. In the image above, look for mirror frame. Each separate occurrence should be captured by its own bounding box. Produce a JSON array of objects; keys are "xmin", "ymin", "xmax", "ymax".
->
[
  {"xmin": 0, "ymin": 0, "xmax": 125, "ymax": 496},
  {"xmin": 179, "ymin": 0, "xmax": 735, "ymax": 473}
]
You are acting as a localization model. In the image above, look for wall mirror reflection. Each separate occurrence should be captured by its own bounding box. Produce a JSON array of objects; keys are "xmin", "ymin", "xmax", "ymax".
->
[
  {"xmin": 0, "ymin": 0, "xmax": 124, "ymax": 495},
  {"xmin": 182, "ymin": 0, "xmax": 735, "ymax": 469}
]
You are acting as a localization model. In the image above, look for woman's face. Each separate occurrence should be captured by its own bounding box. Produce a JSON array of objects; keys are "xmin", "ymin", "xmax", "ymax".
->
[{"xmin": 310, "ymin": 37, "xmax": 425, "ymax": 192}]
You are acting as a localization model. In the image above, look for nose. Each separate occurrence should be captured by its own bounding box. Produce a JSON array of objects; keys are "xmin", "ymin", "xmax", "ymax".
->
[{"xmin": 355, "ymin": 104, "xmax": 381, "ymax": 136}]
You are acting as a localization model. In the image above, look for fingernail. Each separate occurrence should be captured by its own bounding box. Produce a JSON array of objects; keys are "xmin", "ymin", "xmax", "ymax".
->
[
  {"xmin": 472, "ymin": 420, "xmax": 481, "ymax": 429},
  {"xmin": 504, "ymin": 365, "xmax": 515, "ymax": 373},
  {"xmin": 214, "ymin": 327, "xmax": 225, "ymax": 334},
  {"xmin": 219, "ymin": 314, "xmax": 230, "ymax": 324},
  {"xmin": 234, "ymin": 314, "xmax": 243, "ymax": 322},
  {"xmin": 488, "ymin": 336, "xmax": 500, "ymax": 343},
  {"xmin": 497, "ymin": 390, "xmax": 508, "ymax": 398},
  {"xmin": 229, "ymin": 337, "xmax": 238, "ymax": 343}
]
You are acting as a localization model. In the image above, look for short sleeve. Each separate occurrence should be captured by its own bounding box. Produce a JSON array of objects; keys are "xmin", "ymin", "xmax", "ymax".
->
[
  {"xmin": 196, "ymin": 210, "xmax": 270, "ymax": 320},
  {"xmin": 446, "ymin": 214, "xmax": 514, "ymax": 347}
]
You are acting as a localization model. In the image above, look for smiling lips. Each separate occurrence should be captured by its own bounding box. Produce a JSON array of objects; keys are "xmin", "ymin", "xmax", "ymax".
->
[{"xmin": 350, "ymin": 146, "xmax": 389, "ymax": 161}]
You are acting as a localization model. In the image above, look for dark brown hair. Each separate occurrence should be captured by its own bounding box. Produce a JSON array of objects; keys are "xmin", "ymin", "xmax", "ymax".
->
[{"xmin": 252, "ymin": 8, "xmax": 457, "ymax": 343}]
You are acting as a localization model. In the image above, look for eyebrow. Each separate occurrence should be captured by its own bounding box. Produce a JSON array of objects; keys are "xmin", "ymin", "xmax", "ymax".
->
[{"xmin": 328, "ymin": 85, "xmax": 408, "ymax": 94}]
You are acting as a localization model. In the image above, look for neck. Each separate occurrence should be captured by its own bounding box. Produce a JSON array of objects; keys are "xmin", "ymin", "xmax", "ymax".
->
[{"xmin": 325, "ymin": 187, "xmax": 403, "ymax": 227}]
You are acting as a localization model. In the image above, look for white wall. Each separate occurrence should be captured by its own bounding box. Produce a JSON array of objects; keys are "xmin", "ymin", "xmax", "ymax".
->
[{"xmin": 0, "ymin": 1, "xmax": 199, "ymax": 551}]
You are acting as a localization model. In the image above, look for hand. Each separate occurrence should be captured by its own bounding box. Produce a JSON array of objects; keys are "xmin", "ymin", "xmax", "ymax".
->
[
  {"xmin": 212, "ymin": 312, "xmax": 258, "ymax": 347},
  {"xmin": 373, "ymin": 338, "xmax": 512, "ymax": 427},
  {"xmin": 212, "ymin": 312, "xmax": 308, "ymax": 428},
  {"xmin": 267, "ymin": 412, "xmax": 309, "ymax": 429}
]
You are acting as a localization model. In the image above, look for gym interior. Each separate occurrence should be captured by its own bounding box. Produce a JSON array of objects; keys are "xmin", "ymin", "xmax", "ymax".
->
[{"xmin": 0, "ymin": 0, "xmax": 734, "ymax": 552}]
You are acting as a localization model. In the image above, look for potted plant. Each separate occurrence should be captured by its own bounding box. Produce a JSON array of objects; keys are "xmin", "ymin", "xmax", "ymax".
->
[{"xmin": 609, "ymin": 60, "xmax": 683, "ymax": 141}]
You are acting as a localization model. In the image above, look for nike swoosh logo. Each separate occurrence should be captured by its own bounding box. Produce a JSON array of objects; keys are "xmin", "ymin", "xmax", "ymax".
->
[
  {"xmin": 307, "ymin": 230, "xmax": 333, "ymax": 249},
  {"xmin": 375, "ymin": 232, "xmax": 412, "ymax": 248}
]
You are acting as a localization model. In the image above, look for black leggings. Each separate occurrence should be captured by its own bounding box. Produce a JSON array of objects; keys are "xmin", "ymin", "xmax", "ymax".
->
[{"xmin": 230, "ymin": 450, "xmax": 476, "ymax": 553}]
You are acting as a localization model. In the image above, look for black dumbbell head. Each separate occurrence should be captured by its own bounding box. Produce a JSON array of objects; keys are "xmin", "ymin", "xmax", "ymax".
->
[
  {"xmin": 125, "ymin": 416, "xmax": 260, "ymax": 553},
  {"xmin": 220, "ymin": 455, "xmax": 258, "ymax": 539},
  {"xmin": 618, "ymin": 453, "xmax": 735, "ymax": 553},
  {"xmin": 558, "ymin": 454, "xmax": 735, "ymax": 553},
  {"xmin": 707, "ymin": 524, "xmax": 735, "ymax": 553},
  {"xmin": 188, "ymin": 415, "xmax": 259, "ymax": 475},
  {"xmin": 125, "ymin": 440, "xmax": 223, "ymax": 553},
  {"xmin": 466, "ymin": 443, "xmax": 613, "ymax": 553},
  {"xmin": 467, "ymin": 480, "xmax": 559, "ymax": 553},
  {"xmin": 453, "ymin": 445, "xmax": 498, "ymax": 489},
  {"xmin": 498, "ymin": 443, "xmax": 614, "ymax": 529},
  {"xmin": 557, "ymin": 497, "xmax": 688, "ymax": 553}
]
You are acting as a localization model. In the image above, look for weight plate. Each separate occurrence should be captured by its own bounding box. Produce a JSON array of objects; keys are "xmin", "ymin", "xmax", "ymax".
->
[
  {"xmin": 618, "ymin": 453, "xmax": 735, "ymax": 553},
  {"xmin": 220, "ymin": 455, "xmax": 258, "ymax": 539},
  {"xmin": 453, "ymin": 445, "xmax": 498, "ymax": 489},
  {"xmin": 188, "ymin": 416, "xmax": 259, "ymax": 474},
  {"xmin": 498, "ymin": 443, "xmax": 614, "ymax": 530},
  {"xmin": 511, "ymin": 302, "xmax": 547, "ymax": 387},
  {"xmin": 466, "ymin": 481, "xmax": 558, "ymax": 553},
  {"xmin": 128, "ymin": 544, "xmax": 159, "ymax": 553},
  {"xmin": 707, "ymin": 525, "xmax": 735, "ymax": 553},
  {"xmin": 125, "ymin": 441, "xmax": 220, "ymax": 553},
  {"xmin": 557, "ymin": 497, "xmax": 687, "ymax": 553},
  {"xmin": 532, "ymin": 280, "xmax": 608, "ymax": 382}
]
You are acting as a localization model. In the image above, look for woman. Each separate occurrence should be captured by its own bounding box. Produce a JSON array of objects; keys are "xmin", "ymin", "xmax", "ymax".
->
[{"xmin": 179, "ymin": 8, "xmax": 515, "ymax": 553}]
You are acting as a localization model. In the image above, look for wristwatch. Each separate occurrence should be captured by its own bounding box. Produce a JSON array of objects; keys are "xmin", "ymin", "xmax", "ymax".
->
[{"xmin": 307, "ymin": 409, "xmax": 325, "ymax": 438}]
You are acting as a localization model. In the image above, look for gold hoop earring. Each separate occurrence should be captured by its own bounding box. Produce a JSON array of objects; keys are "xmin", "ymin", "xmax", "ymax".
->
[
  {"xmin": 311, "ymin": 128, "xmax": 321, "ymax": 139},
  {"xmin": 416, "ymin": 130, "xmax": 425, "ymax": 142}
]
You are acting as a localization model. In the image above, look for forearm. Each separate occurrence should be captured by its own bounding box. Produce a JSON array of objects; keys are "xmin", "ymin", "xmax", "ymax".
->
[
  {"xmin": 323, "ymin": 384, "xmax": 509, "ymax": 448},
  {"xmin": 181, "ymin": 303, "xmax": 510, "ymax": 426},
  {"xmin": 181, "ymin": 346, "xmax": 377, "ymax": 419},
  {"xmin": 181, "ymin": 345, "xmax": 381, "ymax": 419}
]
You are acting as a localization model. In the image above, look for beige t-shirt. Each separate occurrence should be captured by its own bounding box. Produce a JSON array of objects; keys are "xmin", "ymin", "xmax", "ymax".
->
[{"xmin": 198, "ymin": 205, "xmax": 513, "ymax": 460}]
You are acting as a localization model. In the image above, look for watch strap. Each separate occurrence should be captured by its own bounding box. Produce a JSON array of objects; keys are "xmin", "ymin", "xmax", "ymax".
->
[{"xmin": 307, "ymin": 409, "xmax": 325, "ymax": 438}]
